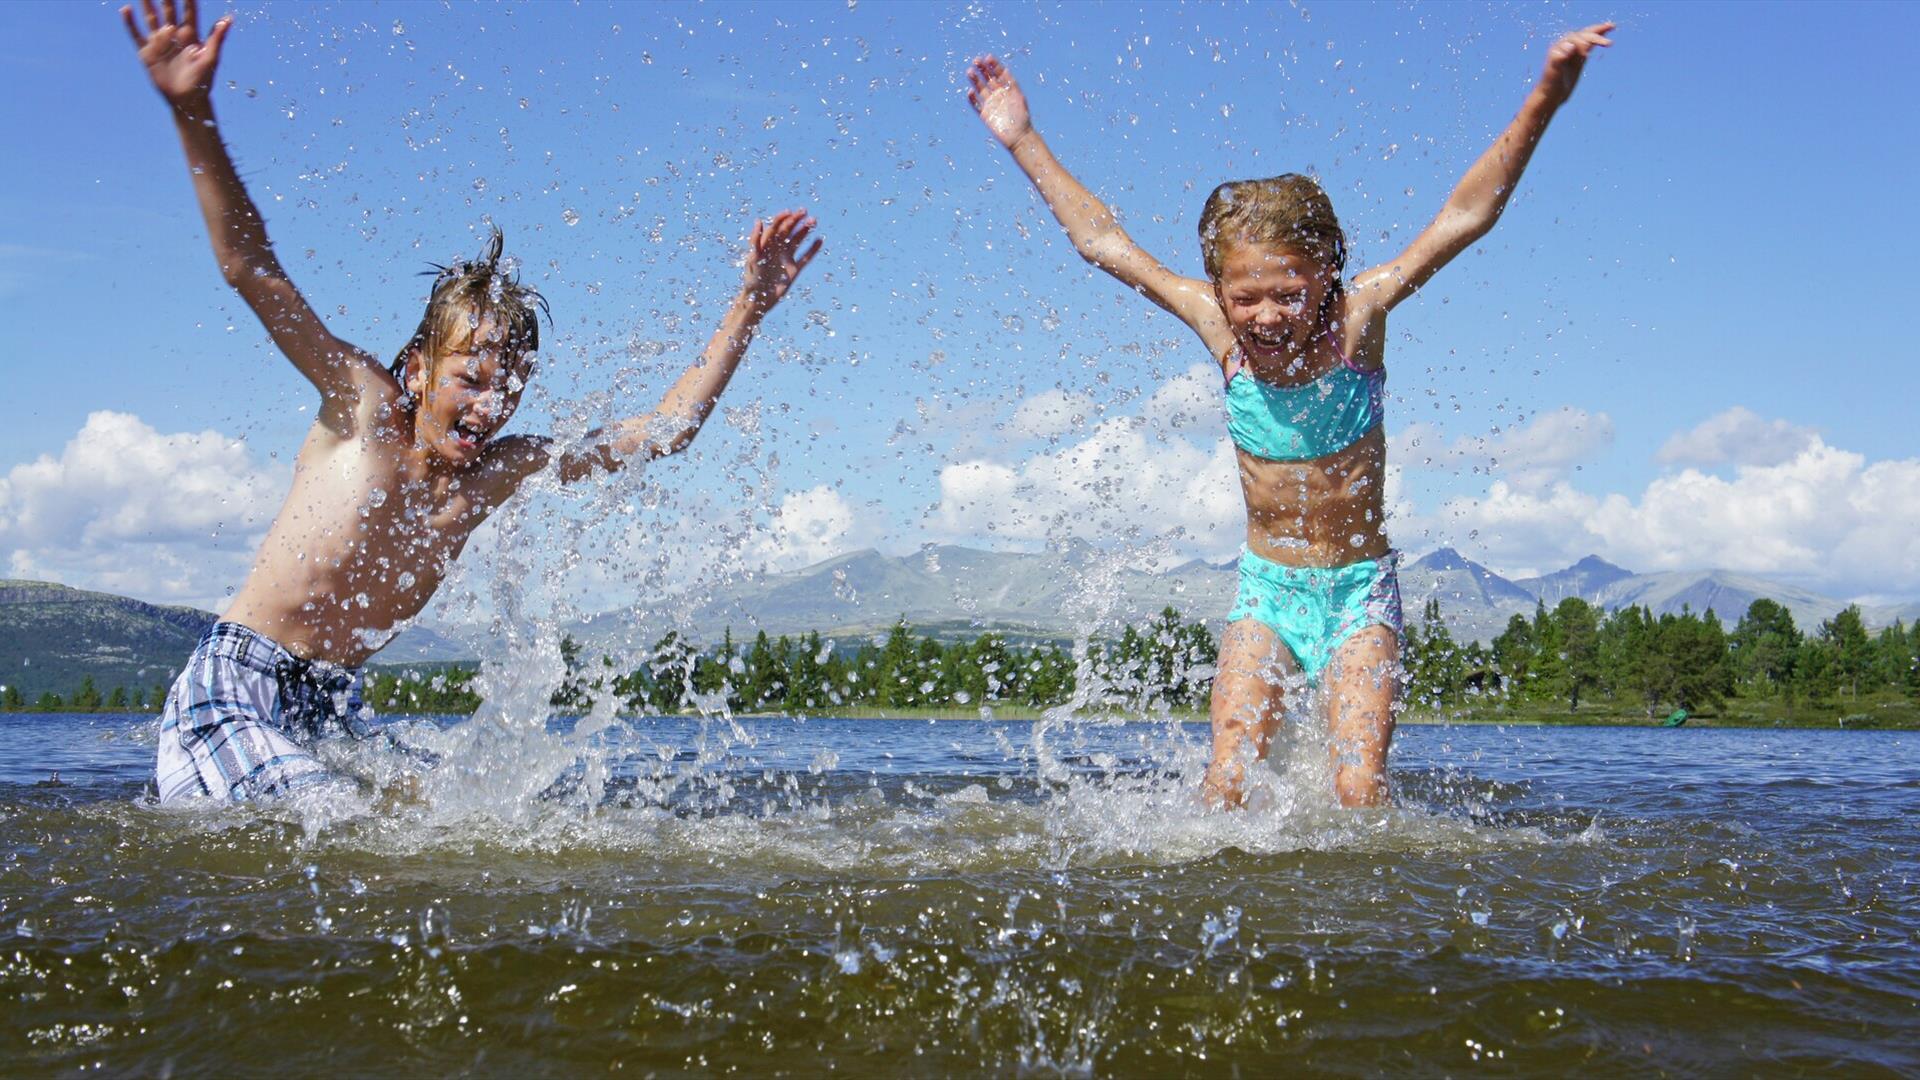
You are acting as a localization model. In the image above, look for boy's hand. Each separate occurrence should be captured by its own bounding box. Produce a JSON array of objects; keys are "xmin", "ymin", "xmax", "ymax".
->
[
  {"xmin": 741, "ymin": 209, "xmax": 822, "ymax": 313},
  {"xmin": 966, "ymin": 55, "xmax": 1034, "ymax": 150},
  {"xmin": 123, "ymin": 0, "xmax": 232, "ymax": 111},
  {"xmin": 1539, "ymin": 22, "xmax": 1614, "ymax": 106}
]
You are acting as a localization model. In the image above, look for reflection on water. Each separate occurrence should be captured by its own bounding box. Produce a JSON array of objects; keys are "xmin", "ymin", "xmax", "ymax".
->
[{"xmin": 2, "ymin": 715, "xmax": 1917, "ymax": 1073}]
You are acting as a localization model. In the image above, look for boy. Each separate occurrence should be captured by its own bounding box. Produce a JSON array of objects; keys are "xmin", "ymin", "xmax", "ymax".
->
[{"xmin": 124, "ymin": 0, "xmax": 822, "ymax": 802}]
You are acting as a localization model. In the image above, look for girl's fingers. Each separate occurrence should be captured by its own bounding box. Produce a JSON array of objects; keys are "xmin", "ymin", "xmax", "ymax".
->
[
  {"xmin": 206, "ymin": 15, "xmax": 231, "ymax": 53},
  {"xmin": 163, "ymin": 0, "xmax": 179, "ymax": 30},
  {"xmin": 183, "ymin": 0, "xmax": 197, "ymax": 32},
  {"xmin": 796, "ymin": 238, "xmax": 823, "ymax": 269},
  {"xmin": 122, "ymin": 5, "xmax": 147, "ymax": 46},
  {"xmin": 141, "ymin": 0, "xmax": 161, "ymax": 33}
]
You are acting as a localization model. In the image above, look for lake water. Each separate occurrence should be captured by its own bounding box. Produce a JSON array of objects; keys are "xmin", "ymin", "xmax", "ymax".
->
[{"xmin": 2, "ymin": 712, "xmax": 1916, "ymax": 1074}]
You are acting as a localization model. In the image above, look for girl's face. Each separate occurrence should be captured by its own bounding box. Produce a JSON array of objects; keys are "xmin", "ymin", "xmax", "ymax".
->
[{"xmin": 1213, "ymin": 242, "xmax": 1334, "ymax": 364}]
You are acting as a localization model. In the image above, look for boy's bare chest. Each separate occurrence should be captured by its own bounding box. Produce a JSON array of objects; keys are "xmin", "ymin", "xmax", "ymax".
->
[{"xmin": 282, "ymin": 439, "xmax": 488, "ymax": 566}]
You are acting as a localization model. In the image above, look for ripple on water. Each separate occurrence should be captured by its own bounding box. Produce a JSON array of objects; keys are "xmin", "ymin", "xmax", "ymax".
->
[{"xmin": 2, "ymin": 718, "xmax": 1918, "ymax": 1073}]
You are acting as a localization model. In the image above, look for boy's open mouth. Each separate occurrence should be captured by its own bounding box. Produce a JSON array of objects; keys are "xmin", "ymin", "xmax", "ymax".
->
[{"xmin": 451, "ymin": 418, "xmax": 492, "ymax": 447}]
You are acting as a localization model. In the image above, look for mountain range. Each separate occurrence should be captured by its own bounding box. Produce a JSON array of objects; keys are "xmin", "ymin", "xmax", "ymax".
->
[
  {"xmin": 593, "ymin": 544, "xmax": 1920, "ymax": 650},
  {"xmin": 0, "ymin": 580, "xmax": 467, "ymax": 699},
  {"xmin": 5, "ymin": 547, "xmax": 1916, "ymax": 696}
]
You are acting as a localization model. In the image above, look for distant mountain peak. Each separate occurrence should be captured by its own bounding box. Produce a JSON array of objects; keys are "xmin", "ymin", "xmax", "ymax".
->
[
  {"xmin": 1570, "ymin": 554, "xmax": 1631, "ymax": 575},
  {"xmin": 1411, "ymin": 547, "xmax": 1473, "ymax": 572}
]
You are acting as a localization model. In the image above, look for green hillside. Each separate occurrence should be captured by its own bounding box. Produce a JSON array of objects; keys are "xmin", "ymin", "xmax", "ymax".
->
[{"xmin": 0, "ymin": 580, "xmax": 214, "ymax": 700}]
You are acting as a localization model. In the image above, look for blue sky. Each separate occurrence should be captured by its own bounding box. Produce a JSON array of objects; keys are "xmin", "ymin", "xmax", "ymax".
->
[{"xmin": 2, "ymin": 0, "xmax": 1916, "ymax": 615}]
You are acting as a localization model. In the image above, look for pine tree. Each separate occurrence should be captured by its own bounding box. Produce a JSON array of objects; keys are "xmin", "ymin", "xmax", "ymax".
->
[
  {"xmin": 1491, "ymin": 613, "xmax": 1536, "ymax": 698},
  {"xmin": 1819, "ymin": 606, "xmax": 1873, "ymax": 698},
  {"xmin": 73, "ymin": 676, "xmax": 104, "ymax": 711},
  {"xmin": 1729, "ymin": 599, "xmax": 1800, "ymax": 699},
  {"xmin": 1555, "ymin": 597, "xmax": 1602, "ymax": 713}
]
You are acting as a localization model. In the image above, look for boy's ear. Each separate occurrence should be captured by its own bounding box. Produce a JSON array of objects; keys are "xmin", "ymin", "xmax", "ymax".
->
[{"xmin": 403, "ymin": 347, "xmax": 429, "ymax": 399}]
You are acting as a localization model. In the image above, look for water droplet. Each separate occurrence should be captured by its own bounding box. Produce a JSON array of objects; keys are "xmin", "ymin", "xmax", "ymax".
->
[{"xmin": 561, "ymin": 208, "xmax": 581, "ymax": 227}]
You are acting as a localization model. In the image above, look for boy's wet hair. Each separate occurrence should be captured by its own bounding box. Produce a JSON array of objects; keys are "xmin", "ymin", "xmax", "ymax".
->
[
  {"xmin": 1198, "ymin": 174, "xmax": 1348, "ymax": 315},
  {"xmin": 390, "ymin": 226, "xmax": 549, "ymax": 386}
]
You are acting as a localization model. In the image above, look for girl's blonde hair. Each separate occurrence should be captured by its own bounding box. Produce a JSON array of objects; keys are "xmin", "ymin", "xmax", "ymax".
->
[
  {"xmin": 1198, "ymin": 174, "xmax": 1347, "ymax": 316},
  {"xmin": 390, "ymin": 226, "xmax": 548, "ymax": 386}
]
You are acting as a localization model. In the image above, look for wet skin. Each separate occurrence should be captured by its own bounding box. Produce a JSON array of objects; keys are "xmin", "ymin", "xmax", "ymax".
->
[
  {"xmin": 1211, "ymin": 244, "xmax": 1390, "ymax": 569},
  {"xmin": 1203, "ymin": 243, "xmax": 1396, "ymax": 807},
  {"xmin": 224, "ymin": 323, "xmax": 537, "ymax": 666},
  {"xmin": 968, "ymin": 25, "xmax": 1619, "ymax": 805}
]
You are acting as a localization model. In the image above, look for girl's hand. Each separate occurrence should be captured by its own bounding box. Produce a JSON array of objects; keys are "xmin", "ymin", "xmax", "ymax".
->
[
  {"xmin": 122, "ymin": 0, "xmax": 232, "ymax": 111},
  {"xmin": 966, "ymin": 55, "xmax": 1034, "ymax": 150},
  {"xmin": 742, "ymin": 209, "xmax": 823, "ymax": 313},
  {"xmin": 1539, "ymin": 22, "xmax": 1615, "ymax": 105}
]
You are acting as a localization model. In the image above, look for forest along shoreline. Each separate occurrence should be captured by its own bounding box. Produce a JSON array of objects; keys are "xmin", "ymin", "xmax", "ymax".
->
[{"xmin": 7, "ymin": 598, "xmax": 1916, "ymax": 730}]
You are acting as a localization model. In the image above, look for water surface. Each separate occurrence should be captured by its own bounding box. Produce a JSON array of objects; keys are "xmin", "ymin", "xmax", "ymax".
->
[{"xmin": 2, "ymin": 713, "xmax": 1916, "ymax": 1075}]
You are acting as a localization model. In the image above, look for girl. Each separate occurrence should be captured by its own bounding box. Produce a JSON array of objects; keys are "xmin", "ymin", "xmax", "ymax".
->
[{"xmin": 965, "ymin": 24, "xmax": 1614, "ymax": 806}]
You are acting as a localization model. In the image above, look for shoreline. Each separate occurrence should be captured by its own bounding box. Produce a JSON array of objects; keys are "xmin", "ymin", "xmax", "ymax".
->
[{"xmin": 8, "ymin": 701, "xmax": 1916, "ymax": 731}]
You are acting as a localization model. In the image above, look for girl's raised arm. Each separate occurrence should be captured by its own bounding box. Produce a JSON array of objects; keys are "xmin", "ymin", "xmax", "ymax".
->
[
  {"xmin": 1346, "ymin": 23, "xmax": 1615, "ymax": 329},
  {"xmin": 966, "ymin": 56, "xmax": 1223, "ymax": 343}
]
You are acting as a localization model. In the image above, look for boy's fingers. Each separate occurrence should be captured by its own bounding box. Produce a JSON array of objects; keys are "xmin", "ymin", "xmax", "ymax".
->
[
  {"xmin": 141, "ymin": 0, "xmax": 161, "ymax": 33},
  {"xmin": 796, "ymin": 238, "xmax": 823, "ymax": 269},
  {"xmin": 207, "ymin": 15, "xmax": 231, "ymax": 51},
  {"xmin": 163, "ymin": 0, "xmax": 178, "ymax": 29},
  {"xmin": 122, "ymin": 6, "xmax": 147, "ymax": 47}
]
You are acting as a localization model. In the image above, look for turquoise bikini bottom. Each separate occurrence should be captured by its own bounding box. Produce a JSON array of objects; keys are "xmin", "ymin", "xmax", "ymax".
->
[{"xmin": 1226, "ymin": 549, "xmax": 1404, "ymax": 685}]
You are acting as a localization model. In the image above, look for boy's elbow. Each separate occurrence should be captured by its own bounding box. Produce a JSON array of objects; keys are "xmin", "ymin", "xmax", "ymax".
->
[{"xmin": 663, "ymin": 423, "xmax": 702, "ymax": 457}]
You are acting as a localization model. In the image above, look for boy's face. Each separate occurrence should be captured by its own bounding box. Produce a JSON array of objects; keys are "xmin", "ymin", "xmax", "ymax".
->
[
  {"xmin": 1213, "ymin": 242, "xmax": 1333, "ymax": 364},
  {"xmin": 407, "ymin": 316, "xmax": 532, "ymax": 466}
]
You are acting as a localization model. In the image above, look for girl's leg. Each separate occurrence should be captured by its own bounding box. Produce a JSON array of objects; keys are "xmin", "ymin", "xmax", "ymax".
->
[
  {"xmin": 1203, "ymin": 619, "xmax": 1297, "ymax": 808},
  {"xmin": 1322, "ymin": 625, "xmax": 1402, "ymax": 807}
]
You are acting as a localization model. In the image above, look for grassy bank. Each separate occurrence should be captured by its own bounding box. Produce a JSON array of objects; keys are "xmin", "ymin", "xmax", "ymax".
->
[
  {"xmin": 757, "ymin": 692, "xmax": 1920, "ymax": 730},
  {"xmin": 1416, "ymin": 691, "xmax": 1920, "ymax": 730}
]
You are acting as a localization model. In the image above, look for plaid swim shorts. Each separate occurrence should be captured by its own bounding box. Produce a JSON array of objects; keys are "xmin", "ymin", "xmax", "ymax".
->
[{"xmin": 154, "ymin": 622, "xmax": 378, "ymax": 804}]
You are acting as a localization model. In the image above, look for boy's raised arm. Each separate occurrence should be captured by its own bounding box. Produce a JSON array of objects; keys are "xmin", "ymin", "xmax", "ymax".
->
[
  {"xmin": 125, "ymin": 0, "xmax": 377, "ymax": 407},
  {"xmin": 490, "ymin": 211, "xmax": 822, "ymax": 488},
  {"xmin": 965, "ymin": 56, "xmax": 1219, "ymax": 337},
  {"xmin": 1348, "ymin": 23, "xmax": 1615, "ymax": 324}
]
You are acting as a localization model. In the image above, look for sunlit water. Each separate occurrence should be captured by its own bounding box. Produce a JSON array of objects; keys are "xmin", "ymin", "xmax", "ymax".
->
[{"xmin": 3, "ymin": 713, "xmax": 1916, "ymax": 1075}]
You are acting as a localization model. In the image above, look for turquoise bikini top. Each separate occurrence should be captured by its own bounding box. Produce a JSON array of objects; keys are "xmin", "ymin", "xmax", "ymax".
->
[{"xmin": 1222, "ymin": 330, "xmax": 1384, "ymax": 462}]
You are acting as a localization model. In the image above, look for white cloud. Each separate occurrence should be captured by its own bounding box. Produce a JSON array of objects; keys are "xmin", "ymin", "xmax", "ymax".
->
[
  {"xmin": 749, "ymin": 485, "xmax": 859, "ymax": 573},
  {"xmin": 935, "ymin": 389, "xmax": 1242, "ymax": 561},
  {"xmin": 1141, "ymin": 363, "xmax": 1222, "ymax": 433},
  {"xmin": 1005, "ymin": 388, "xmax": 1097, "ymax": 441},
  {"xmin": 1394, "ymin": 407, "xmax": 1613, "ymax": 491},
  {"xmin": 1429, "ymin": 426, "xmax": 1920, "ymax": 595},
  {"xmin": 1657, "ymin": 406, "xmax": 1819, "ymax": 468},
  {"xmin": 0, "ymin": 412, "xmax": 284, "ymax": 608}
]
